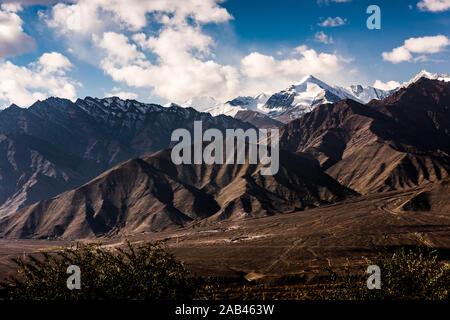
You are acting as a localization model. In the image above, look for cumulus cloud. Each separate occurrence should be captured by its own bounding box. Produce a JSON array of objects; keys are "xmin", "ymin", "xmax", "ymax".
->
[
  {"xmin": 382, "ymin": 35, "xmax": 449, "ymax": 63},
  {"xmin": 41, "ymin": 0, "xmax": 241, "ymax": 103},
  {"xmin": 417, "ymin": 0, "xmax": 450, "ymax": 12},
  {"xmin": 373, "ymin": 80, "xmax": 400, "ymax": 91},
  {"xmin": 238, "ymin": 46, "xmax": 353, "ymax": 95},
  {"xmin": 94, "ymin": 32, "xmax": 147, "ymax": 67},
  {"xmin": 35, "ymin": 52, "xmax": 73, "ymax": 75},
  {"xmin": 382, "ymin": 46, "xmax": 413, "ymax": 64},
  {"xmin": 2, "ymin": 3, "xmax": 23, "ymax": 12},
  {"xmin": 93, "ymin": 24, "xmax": 346, "ymax": 102},
  {"xmin": 293, "ymin": 45, "xmax": 308, "ymax": 54},
  {"xmin": 45, "ymin": 0, "xmax": 232, "ymax": 35},
  {"xmin": 241, "ymin": 48, "xmax": 343, "ymax": 79},
  {"xmin": 2, "ymin": 0, "xmax": 68, "ymax": 4},
  {"xmin": 39, "ymin": 0, "xmax": 351, "ymax": 103},
  {"xmin": 105, "ymin": 90, "xmax": 138, "ymax": 100},
  {"xmin": 318, "ymin": 16, "xmax": 347, "ymax": 27},
  {"xmin": 0, "ymin": 4, "xmax": 35, "ymax": 58},
  {"xmin": 404, "ymin": 35, "xmax": 450, "ymax": 53},
  {"xmin": 94, "ymin": 29, "xmax": 239, "ymax": 103},
  {"xmin": 314, "ymin": 31, "xmax": 333, "ymax": 44},
  {"xmin": 0, "ymin": 52, "xmax": 78, "ymax": 108}
]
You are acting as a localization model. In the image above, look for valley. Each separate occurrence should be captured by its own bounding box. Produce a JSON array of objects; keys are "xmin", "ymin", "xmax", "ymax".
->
[
  {"xmin": 1, "ymin": 183, "xmax": 448, "ymax": 281},
  {"xmin": 0, "ymin": 74, "xmax": 449, "ymax": 286}
]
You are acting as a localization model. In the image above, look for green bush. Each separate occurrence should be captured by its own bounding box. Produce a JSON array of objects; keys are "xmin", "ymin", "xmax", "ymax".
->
[
  {"xmin": 1, "ymin": 241, "xmax": 193, "ymax": 300},
  {"xmin": 369, "ymin": 246, "xmax": 449, "ymax": 300},
  {"xmin": 197, "ymin": 246, "xmax": 450, "ymax": 301},
  {"xmin": 323, "ymin": 246, "xmax": 450, "ymax": 300},
  {"xmin": 2, "ymin": 241, "xmax": 448, "ymax": 301}
]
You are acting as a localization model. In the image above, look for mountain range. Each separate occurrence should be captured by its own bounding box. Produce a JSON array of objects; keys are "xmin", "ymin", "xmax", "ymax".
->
[
  {"xmin": 0, "ymin": 147, "xmax": 355, "ymax": 239},
  {"xmin": 0, "ymin": 72, "xmax": 448, "ymax": 239},
  {"xmin": 279, "ymin": 78, "xmax": 450, "ymax": 194},
  {"xmin": 182, "ymin": 70, "xmax": 450, "ymax": 123},
  {"xmin": 0, "ymin": 75, "xmax": 448, "ymax": 239},
  {"xmin": 0, "ymin": 97, "xmax": 254, "ymax": 216}
]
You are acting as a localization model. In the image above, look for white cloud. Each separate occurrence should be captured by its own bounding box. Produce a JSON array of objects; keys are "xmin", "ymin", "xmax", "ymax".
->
[
  {"xmin": 94, "ymin": 27, "xmax": 347, "ymax": 103},
  {"xmin": 418, "ymin": 0, "xmax": 450, "ymax": 12},
  {"xmin": 293, "ymin": 45, "xmax": 308, "ymax": 54},
  {"xmin": 46, "ymin": 2, "xmax": 100, "ymax": 34},
  {"xmin": 2, "ymin": 0, "xmax": 68, "ymax": 5},
  {"xmin": 239, "ymin": 48, "xmax": 354, "ymax": 95},
  {"xmin": 240, "ymin": 53, "xmax": 277, "ymax": 79},
  {"xmin": 0, "ymin": 4, "xmax": 35, "ymax": 58},
  {"xmin": 382, "ymin": 35, "xmax": 449, "ymax": 63},
  {"xmin": 404, "ymin": 35, "xmax": 450, "ymax": 53},
  {"xmin": 40, "ymin": 0, "xmax": 351, "ymax": 103},
  {"xmin": 1, "ymin": 3, "xmax": 23, "ymax": 12},
  {"xmin": 318, "ymin": 16, "xmax": 347, "ymax": 27},
  {"xmin": 42, "ymin": 0, "xmax": 240, "ymax": 103},
  {"xmin": 241, "ymin": 48, "xmax": 343, "ymax": 79},
  {"xmin": 314, "ymin": 31, "xmax": 333, "ymax": 44},
  {"xmin": 105, "ymin": 91, "xmax": 138, "ymax": 100},
  {"xmin": 94, "ymin": 32, "xmax": 147, "ymax": 67},
  {"xmin": 373, "ymin": 80, "xmax": 400, "ymax": 91},
  {"xmin": 0, "ymin": 52, "xmax": 78, "ymax": 108},
  {"xmin": 45, "ymin": 0, "xmax": 232, "ymax": 35},
  {"xmin": 35, "ymin": 52, "xmax": 73, "ymax": 75},
  {"xmin": 382, "ymin": 46, "xmax": 413, "ymax": 63},
  {"xmin": 94, "ymin": 29, "xmax": 239, "ymax": 104},
  {"xmin": 133, "ymin": 24, "xmax": 214, "ymax": 65}
]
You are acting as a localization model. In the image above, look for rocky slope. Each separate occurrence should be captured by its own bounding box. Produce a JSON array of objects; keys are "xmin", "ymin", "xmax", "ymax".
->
[
  {"xmin": 234, "ymin": 110, "xmax": 282, "ymax": 128},
  {"xmin": 279, "ymin": 78, "xmax": 450, "ymax": 193},
  {"xmin": 400, "ymin": 178, "xmax": 450, "ymax": 213},
  {"xmin": 0, "ymin": 146, "xmax": 355, "ymax": 239},
  {"xmin": 0, "ymin": 97, "xmax": 254, "ymax": 215},
  {"xmin": 0, "ymin": 133, "xmax": 102, "ymax": 216}
]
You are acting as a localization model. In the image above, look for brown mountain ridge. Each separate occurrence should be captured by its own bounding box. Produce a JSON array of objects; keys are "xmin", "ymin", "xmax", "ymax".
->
[
  {"xmin": 0, "ymin": 78, "xmax": 448, "ymax": 240},
  {"xmin": 0, "ymin": 146, "xmax": 355, "ymax": 239},
  {"xmin": 279, "ymin": 78, "xmax": 450, "ymax": 194}
]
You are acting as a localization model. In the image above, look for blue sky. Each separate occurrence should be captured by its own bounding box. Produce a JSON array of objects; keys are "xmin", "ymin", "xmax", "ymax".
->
[{"xmin": 0, "ymin": 0, "xmax": 449, "ymax": 108}]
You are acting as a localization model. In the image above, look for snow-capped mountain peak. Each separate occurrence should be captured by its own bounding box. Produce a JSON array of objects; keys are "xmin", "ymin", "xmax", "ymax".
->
[
  {"xmin": 178, "ymin": 75, "xmax": 395, "ymax": 123},
  {"xmin": 292, "ymin": 75, "xmax": 329, "ymax": 88},
  {"xmin": 178, "ymin": 71, "xmax": 449, "ymax": 124},
  {"xmin": 182, "ymin": 96, "xmax": 244, "ymax": 117},
  {"xmin": 402, "ymin": 70, "xmax": 450, "ymax": 88},
  {"xmin": 183, "ymin": 96, "xmax": 221, "ymax": 112},
  {"xmin": 179, "ymin": 92, "xmax": 271, "ymax": 117},
  {"xmin": 260, "ymin": 75, "xmax": 367, "ymax": 121},
  {"xmin": 346, "ymin": 84, "xmax": 394, "ymax": 103}
]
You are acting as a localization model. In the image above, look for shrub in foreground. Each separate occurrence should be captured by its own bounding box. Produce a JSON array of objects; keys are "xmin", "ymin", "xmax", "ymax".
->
[
  {"xmin": 1, "ymin": 241, "xmax": 193, "ymax": 300},
  {"xmin": 197, "ymin": 246, "xmax": 449, "ymax": 300},
  {"xmin": 2, "ymin": 243, "xmax": 448, "ymax": 300},
  {"xmin": 323, "ymin": 246, "xmax": 450, "ymax": 300}
]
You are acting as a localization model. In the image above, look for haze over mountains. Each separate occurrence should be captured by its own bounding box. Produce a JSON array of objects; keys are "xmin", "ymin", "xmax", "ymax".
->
[{"xmin": 0, "ymin": 72, "xmax": 448, "ymax": 240}]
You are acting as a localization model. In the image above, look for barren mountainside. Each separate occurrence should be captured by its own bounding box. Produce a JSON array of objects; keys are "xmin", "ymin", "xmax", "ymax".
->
[
  {"xmin": 0, "ymin": 133, "xmax": 102, "ymax": 216},
  {"xmin": 0, "ymin": 147, "xmax": 355, "ymax": 239},
  {"xmin": 0, "ymin": 78, "xmax": 448, "ymax": 240},
  {"xmin": 234, "ymin": 110, "xmax": 283, "ymax": 129},
  {"xmin": 0, "ymin": 97, "xmax": 254, "ymax": 215},
  {"xmin": 279, "ymin": 78, "xmax": 450, "ymax": 193}
]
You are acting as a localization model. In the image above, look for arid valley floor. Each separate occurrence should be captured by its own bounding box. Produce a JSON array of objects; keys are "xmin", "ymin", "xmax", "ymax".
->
[{"xmin": 2, "ymin": 184, "xmax": 449, "ymax": 282}]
